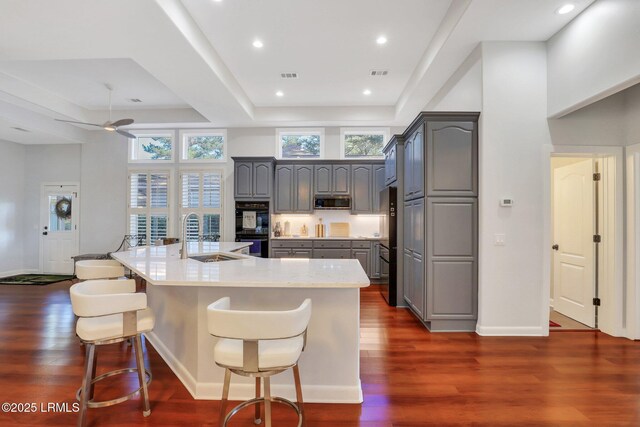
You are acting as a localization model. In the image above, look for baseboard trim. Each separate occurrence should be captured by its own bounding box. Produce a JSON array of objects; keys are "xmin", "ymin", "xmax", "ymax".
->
[
  {"xmin": 145, "ymin": 332, "xmax": 363, "ymax": 403},
  {"xmin": 476, "ymin": 325, "xmax": 545, "ymax": 336}
]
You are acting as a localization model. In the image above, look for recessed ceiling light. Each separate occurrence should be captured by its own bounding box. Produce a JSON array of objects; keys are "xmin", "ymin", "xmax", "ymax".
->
[
  {"xmin": 376, "ymin": 35, "xmax": 387, "ymax": 45},
  {"xmin": 363, "ymin": 89, "xmax": 372, "ymax": 96},
  {"xmin": 276, "ymin": 91, "xmax": 284, "ymax": 97},
  {"xmin": 252, "ymin": 39, "xmax": 264, "ymax": 48},
  {"xmin": 556, "ymin": 4, "xmax": 575, "ymax": 14},
  {"xmin": 213, "ymin": 0, "xmax": 222, "ymax": 2}
]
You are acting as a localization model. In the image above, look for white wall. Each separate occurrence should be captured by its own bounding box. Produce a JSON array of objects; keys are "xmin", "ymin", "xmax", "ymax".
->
[
  {"xmin": 547, "ymin": 0, "xmax": 640, "ymax": 117},
  {"xmin": 429, "ymin": 55, "xmax": 483, "ymax": 112},
  {"xmin": 22, "ymin": 144, "xmax": 81, "ymax": 271},
  {"xmin": 0, "ymin": 140, "xmax": 26, "ymax": 275},
  {"xmin": 477, "ymin": 42, "xmax": 552, "ymax": 335}
]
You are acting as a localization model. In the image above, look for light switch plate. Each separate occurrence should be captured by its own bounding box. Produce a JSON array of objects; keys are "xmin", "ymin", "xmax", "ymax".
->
[{"xmin": 495, "ymin": 233, "xmax": 506, "ymax": 246}]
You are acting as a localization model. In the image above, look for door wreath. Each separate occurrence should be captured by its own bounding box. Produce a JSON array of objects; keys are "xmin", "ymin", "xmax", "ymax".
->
[{"xmin": 55, "ymin": 197, "xmax": 72, "ymax": 220}]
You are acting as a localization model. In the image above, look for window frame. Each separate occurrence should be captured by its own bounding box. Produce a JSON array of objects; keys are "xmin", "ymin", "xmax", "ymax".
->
[
  {"xmin": 276, "ymin": 128, "xmax": 325, "ymax": 160},
  {"xmin": 179, "ymin": 129, "xmax": 227, "ymax": 163},
  {"xmin": 128, "ymin": 130, "xmax": 176, "ymax": 164},
  {"xmin": 339, "ymin": 127, "xmax": 390, "ymax": 159},
  {"xmin": 127, "ymin": 168, "xmax": 173, "ymax": 244},
  {"xmin": 178, "ymin": 168, "xmax": 225, "ymax": 242}
]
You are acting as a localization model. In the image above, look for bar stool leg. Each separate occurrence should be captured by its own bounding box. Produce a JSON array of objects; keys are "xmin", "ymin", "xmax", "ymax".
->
[
  {"xmin": 293, "ymin": 364, "xmax": 305, "ymax": 426},
  {"xmin": 219, "ymin": 368, "xmax": 231, "ymax": 426},
  {"xmin": 264, "ymin": 377, "xmax": 272, "ymax": 427},
  {"xmin": 89, "ymin": 348, "xmax": 98, "ymax": 400},
  {"xmin": 78, "ymin": 343, "xmax": 95, "ymax": 427},
  {"xmin": 255, "ymin": 377, "xmax": 262, "ymax": 424},
  {"xmin": 133, "ymin": 335, "xmax": 151, "ymax": 417}
]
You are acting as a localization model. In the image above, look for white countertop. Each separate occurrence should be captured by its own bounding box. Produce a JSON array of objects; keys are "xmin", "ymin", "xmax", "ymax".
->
[
  {"xmin": 111, "ymin": 242, "xmax": 370, "ymax": 289},
  {"xmin": 272, "ymin": 236, "xmax": 381, "ymax": 240}
]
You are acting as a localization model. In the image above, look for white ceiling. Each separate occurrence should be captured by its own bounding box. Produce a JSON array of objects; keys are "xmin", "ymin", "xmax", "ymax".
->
[{"xmin": 0, "ymin": 0, "xmax": 595, "ymax": 144}]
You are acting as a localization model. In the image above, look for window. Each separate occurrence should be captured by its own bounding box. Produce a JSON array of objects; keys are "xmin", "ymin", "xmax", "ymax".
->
[
  {"xmin": 129, "ymin": 131, "xmax": 175, "ymax": 163},
  {"xmin": 276, "ymin": 128, "xmax": 324, "ymax": 159},
  {"xmin": 128, "ymin": 171, "xmax": 171, "ymax": 244},
  {"xmin": 180, "ymin": 170, "xmax": 223, "ymax": 241},
  {"xmin": 340, "ymin": 128, "xmax": 389, "ymax": 158},
  {"xmin": 180, "ymin": 129, "xmax": 227, "ymax": 162}
]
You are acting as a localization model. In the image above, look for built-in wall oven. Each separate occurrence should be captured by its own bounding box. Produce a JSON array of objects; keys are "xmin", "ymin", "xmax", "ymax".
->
[
  {"xmin": 235, "ymin": 201, "xmax": 270, "ymax": 258},
  {"xmin": 379, "ymin": 187, "xmax": 397, "ymax": 306}
]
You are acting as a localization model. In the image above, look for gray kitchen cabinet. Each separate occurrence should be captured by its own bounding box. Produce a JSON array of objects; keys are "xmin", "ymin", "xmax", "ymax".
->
[
  {"xmin": 426, "ymin": 198, "xmax": 478, "ymax": 326},
  {"xmin": 351, "ymin": 165, "xmax": 373, "ymax": 213},
  {"xmin": 412, "ymin": 253, "xmax": 425, "ymax": 318},
  {"xmin": 272, "ymin": 249, "xmax": 292, "ymax": 258},
  {"xmin": 379, "ymin": 244, "xmax": 389, "ymax": 281},
  {"xmin": 403, "ymin": 249, "xmax": 413, "ymax": 306},
  {"xmin": 403, "ymin": 125, "xmax": 424, "ymax": 201},
  {"xmin": 426, "ymin": 121, "xmax": 478, "ymax": 197},
  {"xmin": 233, "ymin": 158, "xmax": 274, "ymax": 200},
  {"xmin": 313, "ymin": 248, "xmax": 351, "ymax": 259},
  {"xmin": 371, "ymin": 242, "xmax": 381, "ymax": 279},
  {"xmin": 313, "ymin": 240, "xmax": 350, "ymax": 249},
  {"xmin": 384, "ymin": 138, "xmax": 398, "ymax": 186},
  {"xmin": 352, "ymin": 248, "xmax": 371, "ymax": 277},
  {"xmin": 274, "ymin": 164, "xmax": 294, "ymax": 212},
  {"xmin": 294, "ymin": 165, "xmax": 314, "ymax": 212},
  {"xmin": 372, "ymin": 164, "xmax": 386, "ymax": 213},
  {"xmin": 333, "ymin": 165, "xmax": 351, "ymax": 195},
  {"xmin": 314, "ymin": 165, "xmax": 332, "ymax": 195},
  {"xmin": 291, "ymin": 249, "xmax": 312, "ymax": 258}
]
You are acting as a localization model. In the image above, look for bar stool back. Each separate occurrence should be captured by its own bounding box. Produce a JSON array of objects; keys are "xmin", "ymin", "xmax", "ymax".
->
[
  {"xmin": 75, "ymin": 260, "xmax": 125, "ymax": 280},
  {"xmin": 69, "ymin": 279, "xmax": 155, "ymax": 426},
  {"xmin": 207, "ymin": 297, "xmax": 312, "ymax": 427}
]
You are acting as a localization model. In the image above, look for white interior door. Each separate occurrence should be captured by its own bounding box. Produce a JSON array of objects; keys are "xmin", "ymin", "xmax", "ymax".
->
[
  {"xmin": 41, "ymin": 184, "xmax": 79, "ymax": 274},
  {"xmin": 553, "ymin": 160, "xmax": 596, "ymax": 327}
]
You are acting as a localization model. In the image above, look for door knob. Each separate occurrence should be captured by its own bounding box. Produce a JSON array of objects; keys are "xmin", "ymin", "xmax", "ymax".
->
[
  {"xmin": 552, "ymin": 244, "xmax": 559, "ymax": 251},
  {"xmin": 42, "ymin": 232, "xmax": 48, "ymax": 236}
]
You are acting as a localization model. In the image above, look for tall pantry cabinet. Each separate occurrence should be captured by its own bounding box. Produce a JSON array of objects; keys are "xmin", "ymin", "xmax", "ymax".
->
[{"xmin": 401, "ymin": 112, "xmax": 479, "ymax": 332}]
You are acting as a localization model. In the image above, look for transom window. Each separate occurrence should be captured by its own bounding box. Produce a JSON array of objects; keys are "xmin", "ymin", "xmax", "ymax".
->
[
  {"xmin": 180, "ymin": 129, "xmax": 226, "ymax": 162},
  {"xmin": 129, "ymin": 130, "xmax": 175, "ymax": 163},
  {"xmin": 340, "ymin": 128, "xmax": 389, "ymax": 158},
  {"xmin": 128, "ymin": 171, "xmax": 171, "ymax": 244},
  {"xmin": 180, "ymin": 171, "xmax": 224, "ymax": 241},
  {"xmin": 276, "ymin": 128, "xmax": 324, "ymax": 159}
]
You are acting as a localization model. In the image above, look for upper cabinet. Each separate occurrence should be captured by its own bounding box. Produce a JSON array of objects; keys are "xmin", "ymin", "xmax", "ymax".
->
[
  {"xmin": 351, "ymin": 165, "xmax": 373, "ymax": 213},
  {"xmin": 314, "ymin": 164, "xmax": 351, "ymax": 196},
  {"xmin": 426, "ymin": 121, "xmax": 477, "ymax": 197},
  {"xmin": 383, "ymin": 135, "xmax": 403, "ymax": 187},
  {"xmin": 402, "ymin": 113, "xmax": 479, "ymax": 201},
  {"xmin": 233, "ymin": 157, "xmax": 274, "ymax": 200},
  {"xmin": 372, "ymin": 163, "xmax": 386, "ymax": 213},
  {"xmin": 275, "ymin": 164, "xmax": 314, "ymax": 213}
]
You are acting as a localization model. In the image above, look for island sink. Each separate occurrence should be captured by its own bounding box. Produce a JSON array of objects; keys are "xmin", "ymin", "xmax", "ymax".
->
[{"xmin": 188, "ymin": 253, "xmax": 244, "ymax": 263}]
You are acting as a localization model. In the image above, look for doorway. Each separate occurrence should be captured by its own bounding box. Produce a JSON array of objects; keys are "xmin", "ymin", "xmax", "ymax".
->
[
  {"xmin": 550, "ymin": 157, "xmax": 600, "ymax": 330},
  {"xmin": 40, "ymin": 184, "xmax": 79, "ymax": 274}
]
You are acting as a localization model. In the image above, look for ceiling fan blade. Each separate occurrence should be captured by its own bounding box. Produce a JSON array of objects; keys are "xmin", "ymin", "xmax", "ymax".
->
[
  {"xmin": 110, "ymin": 118, "xmax": 134, "ymax": 127},
  {"xmin": 116, "ymin": 129, "xmax": 137, "ymax": 139},
  {"xmin": 55, "ymin": 119, "xmax": 103, "ymax": 128}
]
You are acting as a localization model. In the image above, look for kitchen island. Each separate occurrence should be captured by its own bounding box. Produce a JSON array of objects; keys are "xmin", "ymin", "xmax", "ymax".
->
[{"xmin": 111, "ymin": 242, "xmax": 369, "ymax": 403}]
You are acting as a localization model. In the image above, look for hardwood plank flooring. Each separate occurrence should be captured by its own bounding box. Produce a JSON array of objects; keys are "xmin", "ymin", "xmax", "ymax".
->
[{"xmin": 0, "ymin": 281, "xmax": 639, "ymax": 426}]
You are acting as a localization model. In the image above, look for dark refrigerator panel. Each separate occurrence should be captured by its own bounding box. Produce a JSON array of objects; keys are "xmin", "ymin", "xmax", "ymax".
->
[{"xmin": 379, "ymin": 187, "xmax": 397, "ymax": 306}]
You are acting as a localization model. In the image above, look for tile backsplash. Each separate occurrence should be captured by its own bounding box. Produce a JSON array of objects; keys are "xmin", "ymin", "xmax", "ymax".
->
[{"xmin": 272, "ymin": 211, "xmax": 382, "ymax": 238}]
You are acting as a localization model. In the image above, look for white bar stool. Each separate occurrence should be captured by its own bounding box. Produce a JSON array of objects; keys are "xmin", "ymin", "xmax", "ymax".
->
[
  {"xmin": 75, "ymin": 260, "xmax": 125, "ymax": 280},
  {"xmin": 207, "ymin": 297, "xmax": 312, "ymax": 427},
  {"xmin": 69, "ymin": 279, "xmax": 155, "ymax": 427}
]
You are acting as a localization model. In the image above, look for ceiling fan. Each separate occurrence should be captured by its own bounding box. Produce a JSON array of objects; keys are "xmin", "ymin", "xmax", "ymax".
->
[{"xmin": 55, "ymin": 84, "xmax": 136, "ymax": 139}]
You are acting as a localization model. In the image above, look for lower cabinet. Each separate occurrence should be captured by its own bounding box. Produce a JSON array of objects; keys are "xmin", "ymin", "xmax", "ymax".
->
[
  {"xmin": 351, "ymin": 248, "xmax": 371, "ymax": 277},
  {"xmin": 371, "ymin": 242, "xmax": 381, "ymax": 279},
  {"xmin": 272, "ymin": 248, "xmax": 312, "ymax": 258},
  {"xmin": 313, "ymin": 248, "xmax": 351, "ymax": 259}
]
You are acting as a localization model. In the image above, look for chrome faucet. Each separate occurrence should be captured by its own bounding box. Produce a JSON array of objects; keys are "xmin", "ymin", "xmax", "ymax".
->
[{"xmin": 180, "ymin": 212, "xmax": 198, "ymax": 259}]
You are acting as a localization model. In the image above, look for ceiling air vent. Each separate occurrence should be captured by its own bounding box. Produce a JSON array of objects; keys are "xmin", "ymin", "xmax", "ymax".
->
[
  {"xmin": 11, "ymin": 127, "xmax": 30, "ymax": 132},
  {"xmin": 370, "ymin": 70, "xmax": 389, "ymax": 76},
  {"xmin": 280, "ymin": 72, "xmax": 298, "ymax": 79},
  {"xmin": 129, "ymin": 98, "xmax": 143, "ymax": 103}
]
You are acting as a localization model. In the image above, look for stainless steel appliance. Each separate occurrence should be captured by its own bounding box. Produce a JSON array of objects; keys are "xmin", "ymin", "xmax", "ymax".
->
[
  {"xmin": 235, "ymin": 201, "xmax": 270, "ymax": 258},
  {"xmin": 314, "ymin": 196, "xmax": 351, "ymax": 210},
  {"xmin": 379, "ymin": 187, "xmax": 397, "ymax": 306}
]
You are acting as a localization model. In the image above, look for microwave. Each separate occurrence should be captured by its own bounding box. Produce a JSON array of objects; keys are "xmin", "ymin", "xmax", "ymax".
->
[{"xmin": 314, "ymin": 196, "xmax": 352, "ymax": 210}]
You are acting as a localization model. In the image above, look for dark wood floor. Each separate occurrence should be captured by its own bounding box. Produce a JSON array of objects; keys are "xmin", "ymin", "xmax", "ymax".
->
[{"xmin": 1, "ymin": 281, "xmax": 639, "ymax": 426}]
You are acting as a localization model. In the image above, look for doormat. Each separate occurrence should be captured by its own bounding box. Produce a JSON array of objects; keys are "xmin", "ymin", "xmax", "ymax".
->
[
  {"xmin": 549, "ymin": 320, "xmax": 561, "ymax": 327},
  {"xmin": 0, "ymin": 274, "xmax": 74, "ymax": 286}
]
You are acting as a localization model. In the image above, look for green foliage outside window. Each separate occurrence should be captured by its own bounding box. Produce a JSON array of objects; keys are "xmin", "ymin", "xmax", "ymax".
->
[
  {"xmin": 344, "ymin": 134, "xmax": 384, "ymax": 157},
  {"xmin": 281, "ymin": 134, "xmax": 320, "ymax": 158},
  {"xmin": 187, "ymin": 135, "xmax": 224, "ymax": 160},
  {"xmin": 141, "ymin": 137, "xmax": 172, "ymax": 160}
]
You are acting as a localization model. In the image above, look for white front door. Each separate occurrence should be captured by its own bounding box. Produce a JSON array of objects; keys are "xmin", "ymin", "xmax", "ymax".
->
[
  {"xmin": 553, "ymin": 159, "xmax": 596, "ymax": 327},
  {"xmin": 41, "ymin": 184, "xmax": 79, "ymax": 274}
]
